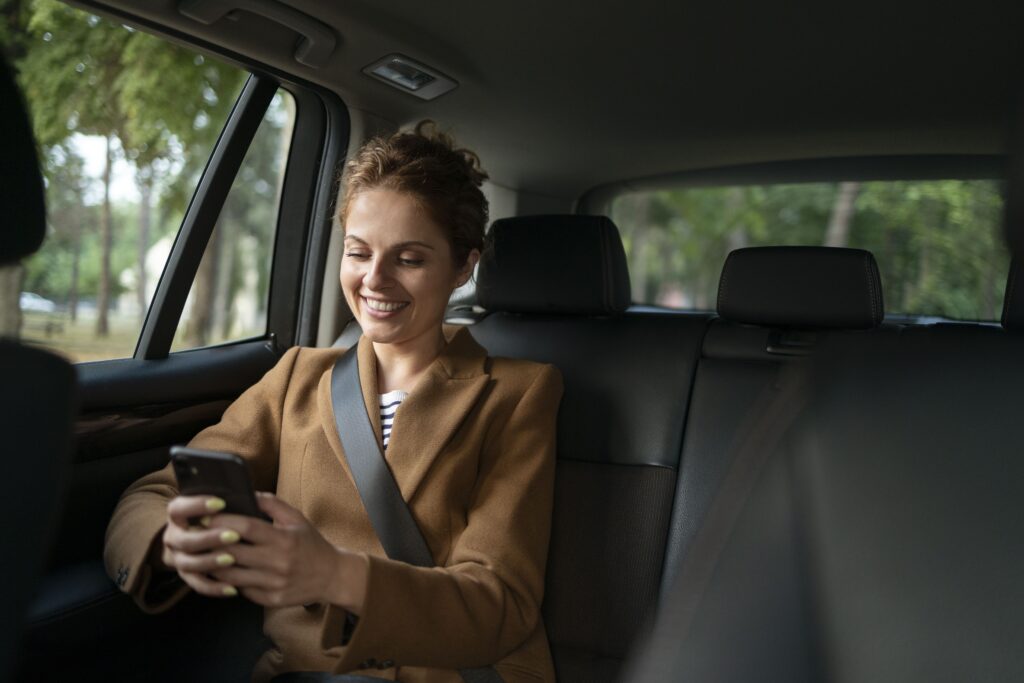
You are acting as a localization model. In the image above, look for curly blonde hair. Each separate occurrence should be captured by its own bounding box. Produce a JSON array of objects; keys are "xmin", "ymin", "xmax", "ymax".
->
[{"xmin": 339, "ymin": 120, "xmax": 489, "ymax": 267}]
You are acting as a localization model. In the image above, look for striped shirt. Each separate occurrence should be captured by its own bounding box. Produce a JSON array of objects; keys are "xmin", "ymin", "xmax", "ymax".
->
[{"xmin": 379, "ymin": 389, "xmax": 408, "ymax": 449}]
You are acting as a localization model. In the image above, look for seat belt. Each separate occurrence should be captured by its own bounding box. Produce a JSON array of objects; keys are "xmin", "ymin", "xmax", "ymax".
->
[
  {"xmin": 634, "ymin": 360, "xmax": 813, "ymax": 672},
  {"xmin": 330, "ymin": 347, "xmax": 504, "ymax": 683}
]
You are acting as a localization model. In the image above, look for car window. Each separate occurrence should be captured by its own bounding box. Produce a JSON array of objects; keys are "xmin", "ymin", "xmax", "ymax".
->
[
  {"xmin": 3, "ymin": 1, "xmax": 248, "ymax": 362},
  {"xmin": 170, "ymin": 91, "xmax": 295, "ymax": 353},
  {"xmin": 611, "ymin": 180, "xmax": 1008, "ymax": 322}
]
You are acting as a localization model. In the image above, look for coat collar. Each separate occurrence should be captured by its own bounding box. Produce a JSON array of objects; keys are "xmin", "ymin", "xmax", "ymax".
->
[{"xmin": 318, "ymin": 325, "xmax": 491, "ymax": 503}]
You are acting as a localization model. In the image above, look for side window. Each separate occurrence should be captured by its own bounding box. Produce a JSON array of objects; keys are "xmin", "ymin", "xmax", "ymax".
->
[
  {"xmin": 4, "ymin": 2, "xmax": 251, "ymax": 362},
  {"xmin": 171, "ymin": 91, "xmax": 295, "ymax": 352}
]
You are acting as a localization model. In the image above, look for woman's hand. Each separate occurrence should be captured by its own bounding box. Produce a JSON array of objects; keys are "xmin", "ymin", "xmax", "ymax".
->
[
  {"xmin": 159, "ymin": 494, "xmax": 245, "ymax": 597},
  {"xmin": 207, "ymin": 492, "xmax": 369, "ymax": 612}
]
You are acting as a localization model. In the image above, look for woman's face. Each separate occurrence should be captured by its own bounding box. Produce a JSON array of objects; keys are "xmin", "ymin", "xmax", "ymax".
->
[{"xmin": 340, "ymin": 188, "xmax": 477, "ymax": 348}]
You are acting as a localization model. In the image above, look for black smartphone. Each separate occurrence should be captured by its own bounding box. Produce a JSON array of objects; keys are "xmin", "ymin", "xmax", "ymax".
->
[{"xmin": 170, "ymin": 446, "xmax": 271, "ymax": 522}]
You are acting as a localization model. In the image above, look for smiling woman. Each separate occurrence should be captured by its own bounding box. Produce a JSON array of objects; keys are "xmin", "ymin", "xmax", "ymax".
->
[{"xmin": 104, "ymin": 121, "xmax": 563, "ymax": 683}]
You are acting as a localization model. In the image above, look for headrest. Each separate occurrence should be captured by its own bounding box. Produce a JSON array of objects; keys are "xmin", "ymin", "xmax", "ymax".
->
[
  {"xmin": 477, "ymin": 215, "xmax": 631, "ymax": 315},
  {"xmin": 1001, "ymin": 261, "xmax": 1024, "ymax": 330},
  {"xmin": 0, "ymin": 56, "xmax": 46, "ymax": 265},
  {"xmin": 717, "ymin": 246, "xmax": 884, "ymax": 329}
]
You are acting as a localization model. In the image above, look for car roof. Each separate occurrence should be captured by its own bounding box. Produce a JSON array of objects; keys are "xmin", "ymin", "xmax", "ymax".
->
[{"xmin": 94, "ymin": 1, "xmax": 1024, "ymax": 200}]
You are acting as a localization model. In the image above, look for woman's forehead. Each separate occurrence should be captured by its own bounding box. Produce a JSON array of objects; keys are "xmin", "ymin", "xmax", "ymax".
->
[{"xmin": 344, "ymin": 189, "xmax": 447, "ymax": 246}]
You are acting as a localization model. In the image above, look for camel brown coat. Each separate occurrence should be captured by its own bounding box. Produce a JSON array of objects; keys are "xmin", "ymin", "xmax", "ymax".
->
[{"xmin": 103, "ymin": 327, "xmax": 562, "ymax": 683}]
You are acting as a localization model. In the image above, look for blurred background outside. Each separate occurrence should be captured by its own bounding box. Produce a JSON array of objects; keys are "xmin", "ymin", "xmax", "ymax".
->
[{"xmin": 0, "ymin": 0, "xmax": 292, "ymax": 362}]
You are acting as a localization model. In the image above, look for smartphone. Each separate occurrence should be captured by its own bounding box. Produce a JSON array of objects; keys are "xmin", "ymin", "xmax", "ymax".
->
[{"xmin": 170, "ymin": 446, "xmax": 271, "ymax": 522}]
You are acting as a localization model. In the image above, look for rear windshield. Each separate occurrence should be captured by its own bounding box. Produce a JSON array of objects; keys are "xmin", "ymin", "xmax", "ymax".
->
[{"xmin": 610, "ymin": 180, "xmax": 1007, "ymax": 322}]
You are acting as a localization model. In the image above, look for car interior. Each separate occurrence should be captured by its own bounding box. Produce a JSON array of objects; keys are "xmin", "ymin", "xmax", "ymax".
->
[{"xmin": 4, "ymin": 1, "xmax": 1023, "ymax": 682}]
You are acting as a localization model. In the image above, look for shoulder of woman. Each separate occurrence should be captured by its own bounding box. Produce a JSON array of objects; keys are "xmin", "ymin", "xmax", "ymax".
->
[
  {"xmin": 487, "ymin": 355, "xmax": 563, "ymax": 392},
  {"xmin": 268, "ymin": 345, "xmax": 350, "ymax": 387}
]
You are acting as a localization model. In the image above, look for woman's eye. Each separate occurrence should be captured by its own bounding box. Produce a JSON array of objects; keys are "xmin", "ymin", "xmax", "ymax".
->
[
  {"xmin": 344, "ymin": 252, "xmax": 370, "ymax": 260},
  {"xmin": 399, "ymin": 257, "xmax": 425, "ymax": 267}
]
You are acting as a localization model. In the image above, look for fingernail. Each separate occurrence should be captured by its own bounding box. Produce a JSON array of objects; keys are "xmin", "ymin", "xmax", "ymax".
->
[
  {"xmin": 216, "ymin": 553, "xmax": 235, "ymax": 567},
  {"xmin": 222, "ymin": 586, "xmax": 238, "ymax": 597},
  {"xmin": 220, "ymin": 530, "xmax": 240, "ymax": 544},
  {"xmin": 205, "ymin": 497, "xmax": 226, "ymax": 512},
  {"xmin": 199, "ymin": 516, "xmax": 212, "ymax": 528}
]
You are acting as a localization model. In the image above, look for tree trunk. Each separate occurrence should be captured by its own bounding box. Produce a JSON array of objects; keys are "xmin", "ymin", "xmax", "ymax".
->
[
  {"xmin": 136, "ymin": 173, "xmax": 153, "ymax": 323},
  {"xmin": 68, "ymin": 215, "xmax": 81, "ymax": 323},
  {"xmin": 212, "ymin": 217, "xmax": 235, "ymax": 341},
  {"xmin": 0, "ymin": 264, "xmax": 23, "ymax": 338},
  {"xmin": 824, "ymin": 181, "xmax": 861, "ymax": 247},
  {"xmin": 96, "ymin": 134, "xmax": 114, "ymax": 337},
  {"xmin": 185, "ymin": 230, "xmax": 219, "ymax": 348}
]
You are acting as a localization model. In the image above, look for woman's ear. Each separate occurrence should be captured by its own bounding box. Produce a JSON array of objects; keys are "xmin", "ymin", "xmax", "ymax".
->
[{"xmin": 456, "ymin": 249, "xmax": 481, "ymax": 288}]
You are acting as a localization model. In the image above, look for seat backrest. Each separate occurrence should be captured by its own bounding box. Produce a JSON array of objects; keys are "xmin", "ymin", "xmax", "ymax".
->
[
  {"xmin": 661, "ymin": 246, "xmax": 889, "ymax": 594},
  {"xmin": 0, "ymin": 54, "xmax": 77, "ymax": 680},
  {"xmin": 470, "ymin": 215, "xmax": 710, "ymax": 683}
]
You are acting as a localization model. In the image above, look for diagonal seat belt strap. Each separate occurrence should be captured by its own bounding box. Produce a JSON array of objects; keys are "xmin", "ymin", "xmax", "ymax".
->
[{"xmin": 330, "ymin": 347, "xmax": 504, "ymax": 683}]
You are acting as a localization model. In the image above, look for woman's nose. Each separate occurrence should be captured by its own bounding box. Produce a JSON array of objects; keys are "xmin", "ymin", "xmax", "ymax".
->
[{"xmin": 363, "ymin": 257, "xmax": 392, "ymax": 289}]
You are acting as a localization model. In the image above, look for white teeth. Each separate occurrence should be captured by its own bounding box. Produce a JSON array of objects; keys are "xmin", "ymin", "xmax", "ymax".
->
[{"xmin": 364, "ymin": 298, "xmax": 408, "ymax": 312}]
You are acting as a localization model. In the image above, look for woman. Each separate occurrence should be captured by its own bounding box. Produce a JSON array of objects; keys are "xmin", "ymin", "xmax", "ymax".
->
[{"xmin": 104, "ymin": 122, "xmax": 562, "ymax": 683}]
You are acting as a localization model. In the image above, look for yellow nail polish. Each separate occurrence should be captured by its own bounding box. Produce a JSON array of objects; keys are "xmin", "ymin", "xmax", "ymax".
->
[
  {"xmin": 205, "ymin": 497, "xmax": 226, "ymax": 512},
  {"xmin": 220, "ymin": 530, "xmax": 240, "ymax": 544},
  {"xmin": 216, "ymin": 553, "xmax": 235, "ymax": 566},
  {"xmin": 222, "ymin": 586, "xmax": 237, "ymax": 597},
  {"xmin": 199, "ymin": 516, "xmax": 212, "ymax": 528}
]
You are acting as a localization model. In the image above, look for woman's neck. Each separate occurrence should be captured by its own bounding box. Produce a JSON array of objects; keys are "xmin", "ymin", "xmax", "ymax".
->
[{"xmin": 372, "ymin": 328, "xmax": 447, "ymax": 394}]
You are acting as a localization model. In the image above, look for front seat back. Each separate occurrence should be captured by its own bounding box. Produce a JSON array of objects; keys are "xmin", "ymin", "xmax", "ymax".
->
[{"xmin": 0, "ymin": 54, "xmax": 77, "ymax": 681}]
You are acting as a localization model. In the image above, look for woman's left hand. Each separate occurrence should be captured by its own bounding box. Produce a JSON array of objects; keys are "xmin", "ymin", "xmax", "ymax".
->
[{"xmin": 207, "ymin": 492, "xmax": 368, "ymax": 611}]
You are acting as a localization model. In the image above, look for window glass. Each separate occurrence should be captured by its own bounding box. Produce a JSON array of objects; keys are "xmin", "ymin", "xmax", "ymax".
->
[
  {"xmin": 611, "ymin": 180, "xmax": 1008, "ymax": 321},
  {"xmin": 171, "ymin": 91, "xmax": 295, "ymax": 352},
  {"xmin": 3, "ymin": 1, "xmax": 246, "ymax": 362}
]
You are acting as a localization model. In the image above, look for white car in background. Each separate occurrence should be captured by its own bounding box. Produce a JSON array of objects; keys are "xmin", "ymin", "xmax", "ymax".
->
[{"xmin": 19, "ymin": 292, "xmax": 56, "ymax": 314}]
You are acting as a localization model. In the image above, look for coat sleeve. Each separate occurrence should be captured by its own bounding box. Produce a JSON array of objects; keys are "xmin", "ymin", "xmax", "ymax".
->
[
  {"xmin": 320, "ymin": 363, "xmax": 563, "ymax": 671},
  {"xmin": 102, "ymin": 346, "xmax": 303, "ymax": 613}
]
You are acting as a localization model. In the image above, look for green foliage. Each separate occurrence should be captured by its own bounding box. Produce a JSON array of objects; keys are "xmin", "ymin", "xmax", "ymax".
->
[{"xmin": 613, "ymin": 180, "xmax": 1008, "ymax": 321}]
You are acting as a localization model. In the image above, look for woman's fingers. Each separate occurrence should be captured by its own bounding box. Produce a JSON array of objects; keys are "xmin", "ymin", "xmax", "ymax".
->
[
  {"xmin": 168, "ymin": 547, "xmax": 242, "ymax": 575},
  {"xmin": 164, "ymin": 522, "xmax": 242, "ymax": 554},
  {"xmin": 206, "ymin": 512, "xmax": 278, "ymax": 546},
  {"xmin": 177, "ymin": 568, "xmax": 239, "ymax": 599},
  {"xmin": 166, "ymin": 495, "xmax": 227, "ymax": 528}
]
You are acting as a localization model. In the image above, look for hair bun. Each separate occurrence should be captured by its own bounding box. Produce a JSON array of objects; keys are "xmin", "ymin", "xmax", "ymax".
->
[{"xmin": 414, "ymin": 120, "xmax": 489, "ymax": 188}]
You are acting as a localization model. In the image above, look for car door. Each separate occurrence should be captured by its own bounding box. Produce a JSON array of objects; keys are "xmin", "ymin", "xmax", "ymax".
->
[{"xmin": 10, "ymin": 5, "xmax": 347, "ymax": 681}]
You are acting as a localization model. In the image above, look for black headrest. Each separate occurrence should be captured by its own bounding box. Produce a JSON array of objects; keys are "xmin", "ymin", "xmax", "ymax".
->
[
  {"xmin": 1001, "ymin": 261, "xmax": 1024, "ymax": 330},
  {"xmin": 477, "ymin": 215, "xmax": 631, "ymax": 315},
  {"xmin": 717, "ymin": 246, "xmax": 884, "ymax": 329},
  {"xmin": 0, "ymin": 56, "xmax": 46, "ymax": 265}
]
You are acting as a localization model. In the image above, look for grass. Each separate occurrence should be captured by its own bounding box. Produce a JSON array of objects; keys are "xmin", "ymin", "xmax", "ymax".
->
[{"xmin": 21, "ymin": 309, "xmax": 141, "ymax": 363}]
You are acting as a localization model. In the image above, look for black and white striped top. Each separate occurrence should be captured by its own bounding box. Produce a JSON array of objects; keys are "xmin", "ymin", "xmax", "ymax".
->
[{"xmin": 379, "ymin": 389, "xmax": 408, "ymax": 449}]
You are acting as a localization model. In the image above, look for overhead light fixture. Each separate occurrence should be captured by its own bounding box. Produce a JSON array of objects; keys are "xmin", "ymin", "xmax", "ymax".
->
[{"xmin": 363, "ymin": 54, "xmax": 457, "ymax": 101}]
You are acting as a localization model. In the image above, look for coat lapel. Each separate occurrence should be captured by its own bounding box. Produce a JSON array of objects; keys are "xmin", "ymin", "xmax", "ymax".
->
[
  {"xmin": 385, "ymin": 327, "xmax": 490, "ymax": 501},
  {"xmin": 318, "ymin": 327, "xmax": 490, "ymax": 503}
]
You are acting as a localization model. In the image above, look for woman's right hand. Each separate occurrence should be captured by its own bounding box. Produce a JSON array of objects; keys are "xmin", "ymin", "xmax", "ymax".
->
[{"xmin": 158, "ymin": 495, "xmax": 243, "ymax": 598}]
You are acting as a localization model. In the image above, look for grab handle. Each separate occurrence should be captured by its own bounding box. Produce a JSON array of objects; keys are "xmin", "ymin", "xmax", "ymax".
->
[{"xmin": 178, "ymin": 0, "xmax": 336, "ymax": 68}]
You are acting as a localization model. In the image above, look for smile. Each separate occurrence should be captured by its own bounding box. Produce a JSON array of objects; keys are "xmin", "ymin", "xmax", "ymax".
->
[{"xmin": 363, "ymin": 297, "xmax": 409, "ymax": 313}]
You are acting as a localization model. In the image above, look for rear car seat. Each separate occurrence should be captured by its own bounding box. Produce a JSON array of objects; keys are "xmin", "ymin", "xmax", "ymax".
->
[
  {"xmin": 627, "ymin": 254, "xmax": 1024, "ymax": 682},
  {"xmin": 660, "ymin": 246, "xmax": 888, "ymax": 593},
  {"xmin": 469, "ymin": 215, "xmax": 711, "ymax": 683}
]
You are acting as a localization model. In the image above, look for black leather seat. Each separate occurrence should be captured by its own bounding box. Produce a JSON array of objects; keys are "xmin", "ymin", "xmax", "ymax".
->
[
  {"xmin": 470, "ymin": 215, "xmax": 712, "ymax": 683},
  {"xmin": 660, "ymin": 246, "xmax": 889, "ymax": 593},
  {"xmin": 0, "ymin": 56, "xmax": 77, "ymax": 680},
  {"xmin": 627, "ymin": 251, "xmax": 1024, "ymax": 681}
]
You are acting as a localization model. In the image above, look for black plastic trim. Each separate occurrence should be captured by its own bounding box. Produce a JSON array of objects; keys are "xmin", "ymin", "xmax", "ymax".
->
[
  {"xmin": 296, "ymin": 94, "xmax": 349, "ymax": 347},
  {"xmin": 78, "ymin": 338, "xmax": 279, "ymax": 412},
  {"xmin": 136, "ymin": 75, "xmax": 278, "ymax": 360}
]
